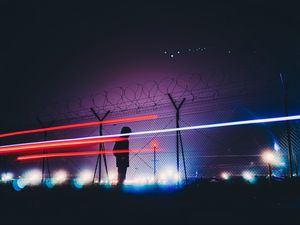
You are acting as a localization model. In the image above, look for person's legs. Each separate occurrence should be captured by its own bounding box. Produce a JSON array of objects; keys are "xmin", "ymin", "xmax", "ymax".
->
[
  {"xmin": 118, "ymin": 166, "xmax": 127, "ymax": 184},
  {"xmin": 122, "ymin": 167, "xmax": 127, "ymax": 181}
]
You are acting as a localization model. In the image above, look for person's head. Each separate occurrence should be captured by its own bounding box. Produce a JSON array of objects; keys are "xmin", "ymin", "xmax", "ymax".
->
[{"xmin": 121, "ymin": 126, "xmax": 132, "ymax": 138}]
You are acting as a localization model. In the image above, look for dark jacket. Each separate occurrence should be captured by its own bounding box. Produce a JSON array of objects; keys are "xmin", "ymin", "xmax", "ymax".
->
[{"xmin": 113, "ymin": 139, "xmax": 129, "ymax": 168}]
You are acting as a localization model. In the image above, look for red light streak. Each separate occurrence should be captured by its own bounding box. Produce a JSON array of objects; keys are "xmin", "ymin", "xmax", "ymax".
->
[
  {"xmin": 0, "ymin": 115, "xmax": 158, "ymax": 138},
  {"xmin": 0, "ymin": 137, "xmax": 126, "ymax": 154},
  {"xmin": 17, "ymin": 149, "xmax": 151, "ymax": 161}
]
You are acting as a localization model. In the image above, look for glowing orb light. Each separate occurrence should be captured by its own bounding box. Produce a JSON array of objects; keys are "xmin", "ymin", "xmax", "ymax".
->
[
  {"xmin": 158, "ymin": 168, "xmax": 181, "ymax": 184},
  {"xmin": 220, "ymin": 172, "xmax": 230, "ymax": 180},
  {"xmin": 12, "ymin": 178, "xmax": 25, "ymax": 191},
  {"xmin": 1, "ymin": 172, "xmax": 13, "ymax": 183},
  {"xmin": 261, "ymin": 150, "xmax": 280, "ymax": 166},
  {"xmin": 22, "ymin": 169, "xmax": 42, "ymax": 186},
  {"xmin": 103, "ymin": 171, "xmax": 118, "ymax": 184},
  {"xmin": 242, "ymin": 171, "xmax": 255, "ymax": 182},
  {"xmin": 52, "ymin": 170, "xmax": 68, "ymax": 185},
  {"xmin": 76, "ymin": 169, "xmax": 93, "ymax": 186}
]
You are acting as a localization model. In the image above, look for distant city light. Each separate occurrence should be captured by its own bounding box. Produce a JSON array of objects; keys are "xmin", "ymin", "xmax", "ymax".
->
[
  {"xmin": 151, "ymin": 140, "xmax": 158, "ymax": 148},
  {"xmin": 122, "ymin": 168, "xmax": 180, "ymax": 186},
  {"xmin": 158, "ymin": 168, "xmax": 181, "ymax": 184},
  {"xmin": 76, "ymin": 169, "xmax": 93, "ymax": 186},
  {"xmin": 108, "ymin": 171, "xmax": 117, "ymax": 184},
  {"xmin": 242, "ymin": 171, "xmax": 255, "ymax": 182},
  {"xmin": 22, "ymin": 169, "xmax": 42, "ymax": 186},
  {"xmin": 125, "ymin": 176, "xmax": 156, "ymax": 186},
  {"xmin": 261, "ymin": 150, "xmax": 282, "ymax": 166},
  {"xmin": 52, "ymin": 170, "xmax": 68, "ymax": 185},
  {"xmin": 220, "ymin": 172, "xmax": 230, "ymax": 180},
  {"xmin": 261, "ymin": 150, "xmax": 276, "ymax": 165},
  {"xmin": 1, "ymin": 172, "xmax": 13, "ymax": 182},
  {"xmin": 274, "ymin": 143, "xmax": 280, "ymax": 152}
]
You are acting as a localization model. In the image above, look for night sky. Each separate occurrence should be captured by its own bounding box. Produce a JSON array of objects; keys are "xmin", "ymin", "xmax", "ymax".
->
[
  {"xmin": 1, "ymin": 0, "xmax": 300, "ymax": 130},
  {"xmin": 0, "ymin": 1, "xmax": 300, "ymax": 178}
]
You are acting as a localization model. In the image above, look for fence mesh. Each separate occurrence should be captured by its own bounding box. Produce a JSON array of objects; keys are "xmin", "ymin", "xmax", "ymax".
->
[{"xmin": 2, "ymin": 74, "xmax": 299, "ymax": 182}]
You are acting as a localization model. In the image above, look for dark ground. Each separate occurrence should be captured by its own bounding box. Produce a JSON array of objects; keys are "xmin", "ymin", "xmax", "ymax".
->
[{"xmin": 1, "ymin": 179, "xmax": 300, "ymax": 224}]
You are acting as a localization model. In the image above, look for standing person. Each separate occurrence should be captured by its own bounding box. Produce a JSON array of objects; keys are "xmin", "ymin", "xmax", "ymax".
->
[{"xmin": 113, "ymin": 126, "xmax": 132, "ymax": 185}]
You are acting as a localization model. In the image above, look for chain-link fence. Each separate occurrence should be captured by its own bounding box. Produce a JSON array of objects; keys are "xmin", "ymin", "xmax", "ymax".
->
[{"xmin": 2, "ymin": 74, "xmax": 300, "ymax": 183}]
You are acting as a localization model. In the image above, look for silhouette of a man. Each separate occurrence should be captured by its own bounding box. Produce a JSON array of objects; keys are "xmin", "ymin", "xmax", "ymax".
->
[{"xmin": 113, "ymin": 126, "xmax": 132, "ymax": 185}]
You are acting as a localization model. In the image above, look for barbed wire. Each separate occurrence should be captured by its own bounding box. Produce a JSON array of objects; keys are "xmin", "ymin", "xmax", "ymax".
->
[
  {"xmin": 10, "ymin": 73, "xmax": 289, "ymax": 179},
  {"xmin": 37, "ymin": 74, "xmax": 277, "ymax": 123}
]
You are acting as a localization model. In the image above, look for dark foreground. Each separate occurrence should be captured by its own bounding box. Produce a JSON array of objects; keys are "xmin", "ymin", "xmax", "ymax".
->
[{"xmin": 1, "ymin": 179, "xmax": 300, "ymax": 224}]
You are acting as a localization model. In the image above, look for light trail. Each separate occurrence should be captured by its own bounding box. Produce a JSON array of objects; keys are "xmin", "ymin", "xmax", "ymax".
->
[
  {"xmin": 17, "ymin": 149, "xmax": 151, "ymax": 161},
  {"xmin": 0, "ymin": 115, "xmax": 158, "ymax": 138},
  {"xmin": 1, "ymin": 114, "xmax": 300, "ymax": 154},
  {"xmin": 0, "ymin": 137, "xmax": 126, "ymax": 154}
]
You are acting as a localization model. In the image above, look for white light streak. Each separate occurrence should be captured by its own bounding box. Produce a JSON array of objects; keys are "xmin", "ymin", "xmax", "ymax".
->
[{"xmin": 1, "ymin": 115, "xmax": 300, "ymax": 150}]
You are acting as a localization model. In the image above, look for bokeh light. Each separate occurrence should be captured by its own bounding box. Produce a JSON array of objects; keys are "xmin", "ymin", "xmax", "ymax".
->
[
  {"xmin": 242, "ymin": 171, "xmax": 255, "ymax": 182},
  {"xmin": 1, "ymin": 172, "xmax": 13, "ymax": 183},
  {"xmin": 75, "ymin": 169, "xmax": 93, "ymax": 186},
  {"xmin": 261, "ymin": 150, "xmax": 283, "ymax": 166},
  {"xmin": 22, "ymin": 169, "xmax": 42, "ymax": 186},
  {"xmin": 220, "ymin": 172, "xmax": 230, "ymax": 180},
  {"xmin": 52, "ymin": 170, "xmax": 68, "ymax": 185}
]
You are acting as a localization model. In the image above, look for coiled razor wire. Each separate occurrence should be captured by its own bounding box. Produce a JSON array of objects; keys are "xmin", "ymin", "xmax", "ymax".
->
[
  {"xmin": 9, "ymin": 74, "xmax": 299, "ymax": 179},
  {"xmin": 37, "ymin": 74, "xmax": 276, "ymax": 123}
]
